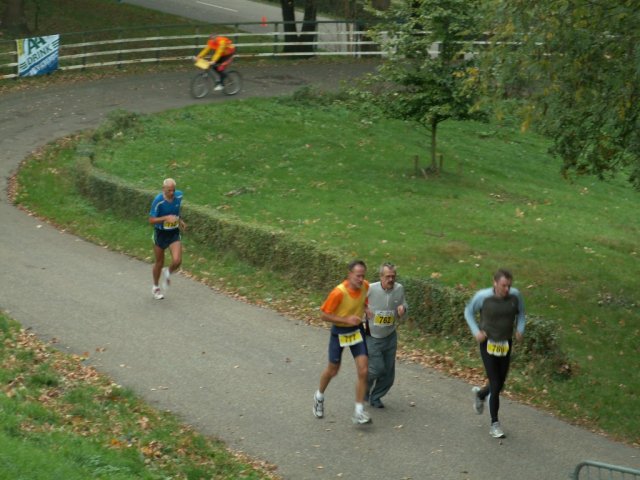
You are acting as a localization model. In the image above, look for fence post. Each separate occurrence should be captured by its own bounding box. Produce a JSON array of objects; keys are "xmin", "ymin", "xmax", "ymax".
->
[
  {"xmin": 117, "ymin": 28, "xmax": 123, "ymax": 69},
  {"xmin": 274, "ymin": 22, "xmax": 279, "ymax": 56},
  {"xmin": 155, "ymin": 26, "xmax": 160, "ymax": 64},
  {"xmin": 194, "ymin": 30, "xmax": 201, "ymax": 58},
  {"xmin": 233, "ymin": 32, "xmax": 239, "ymax": 56},
  {"xmin": 82, "ymin": 33, "xmax": 87, "ymax": 71}
]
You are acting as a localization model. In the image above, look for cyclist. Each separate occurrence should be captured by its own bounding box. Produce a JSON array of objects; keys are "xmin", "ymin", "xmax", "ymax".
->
[{"xmin": 195, "ymin": 35, "xmax": 237, "ymax": 91}]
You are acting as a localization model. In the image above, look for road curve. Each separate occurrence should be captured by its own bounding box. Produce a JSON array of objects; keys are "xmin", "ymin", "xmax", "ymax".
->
[{"xmin": 1, "ymin": 64, "xmax": 638, "ymax": 480}]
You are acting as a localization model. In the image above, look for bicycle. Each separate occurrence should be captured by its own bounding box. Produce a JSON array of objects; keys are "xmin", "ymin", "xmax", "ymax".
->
[{"xmin": 190, "ymin": 58, "xmax": 243, "ymax": 98}]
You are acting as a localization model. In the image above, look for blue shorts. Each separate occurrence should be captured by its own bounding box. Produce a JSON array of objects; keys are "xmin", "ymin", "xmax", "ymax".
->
[
  {"xmin": 328, "ymin": 323, "xmax": 368, "ymax": 364},
  {"xmin": 154, "ymin": 228, "xmax": 181, "ymax": 249}
]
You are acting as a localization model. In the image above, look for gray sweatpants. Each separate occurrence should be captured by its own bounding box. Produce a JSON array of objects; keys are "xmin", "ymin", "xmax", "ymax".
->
[{"xmin": 366, "ymin": 330, "xmax": 397, "ymax": 404}]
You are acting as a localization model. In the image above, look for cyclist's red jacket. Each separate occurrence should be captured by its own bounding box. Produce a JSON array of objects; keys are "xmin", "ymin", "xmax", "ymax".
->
[{"xmin": 197, "ymin": 36, "xmax": 236, "ymax": 64}]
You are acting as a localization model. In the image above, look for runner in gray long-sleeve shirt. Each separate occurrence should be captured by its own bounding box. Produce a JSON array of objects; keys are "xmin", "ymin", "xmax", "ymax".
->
[
  {"xmin": 465, "ymin": 268, "xmax": 526, "ymax": 439},
  {"xmin": 365, "ymin": 263, "xmax": 408, "ymax": 408}
]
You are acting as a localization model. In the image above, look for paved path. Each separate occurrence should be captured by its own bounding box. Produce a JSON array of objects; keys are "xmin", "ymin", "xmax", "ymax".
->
[
  {"xmin": 122, "ymin": 0, "xmax": 320, "ymax": 28},
  {"xmin": 1, "ymin": 63, "xmax": 638, "ymax": 480}
]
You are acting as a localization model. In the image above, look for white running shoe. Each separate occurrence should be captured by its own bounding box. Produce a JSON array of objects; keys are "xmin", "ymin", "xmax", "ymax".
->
[
  {"xmin": 490, "ymin": 421, "xmax": 505, "ymax": 438},
  {"xmin": 214, "ymin": 83, "xmax": 224, "ymax": 91},
  {"xmin": 472, "ymin": 386, "xmax": 485, "ymax": 415},
  {"xmin": 161, "ymin": 267, "xmax": 171, "ymax": 290},
  {"xmin": 313, "ymin": 394, "xmax": 324, "ymax": 418},
  {"xmin": 152, "ymin": 286, "xmax": 164, "ymax": 300},
  {"xmin": 352, "ymin": 410, "xmax": 372, "ymax": 425}
]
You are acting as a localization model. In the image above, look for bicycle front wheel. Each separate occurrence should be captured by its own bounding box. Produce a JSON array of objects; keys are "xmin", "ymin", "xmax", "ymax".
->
[
  {"xmin": 223, "ymin": 71, "xmax": 243, "ymax": 96},
  {"xmin": 191, "ymin": 72, "xmax": 212, "ymax": 99}
]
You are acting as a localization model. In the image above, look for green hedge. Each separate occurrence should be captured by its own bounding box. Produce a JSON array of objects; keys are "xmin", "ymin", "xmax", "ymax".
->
[
  {"xmin": 178, "ymin": 202, "xmax": 346, "ymax": 290},
  {"xmin": 73, "ymin": 111, "xmax": 571, "ymax": 378}
]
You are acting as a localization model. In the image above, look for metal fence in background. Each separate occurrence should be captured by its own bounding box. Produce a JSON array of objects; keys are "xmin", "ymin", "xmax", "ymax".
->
[
  {"xmin": 0, "ymin": 21, "xmax": 381, "ymax": 80},
  {"xmin": 572, "ymin": 460, "xmax": 640, "ymax": 479}
]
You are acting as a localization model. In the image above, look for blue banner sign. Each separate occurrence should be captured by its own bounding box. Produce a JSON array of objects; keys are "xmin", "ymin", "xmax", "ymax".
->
[{"xmin": 16, "ymin": 35, "xmax": 60, "ymax": 77}]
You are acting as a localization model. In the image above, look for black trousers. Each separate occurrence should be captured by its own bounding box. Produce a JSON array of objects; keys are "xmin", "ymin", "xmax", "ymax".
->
[{"xmin": 477, "ymin": 339, "xmax": 512, "ymax": 423}]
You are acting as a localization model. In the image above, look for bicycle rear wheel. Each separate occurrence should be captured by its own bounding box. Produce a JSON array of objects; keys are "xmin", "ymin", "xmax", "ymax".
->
[
  {"xmin": 223, "ymin": 71, "xmax": 243, "ymax": 96},
  {"xmin": 191, "ymin": 72, "xmax": 212, "ymax": 99}
]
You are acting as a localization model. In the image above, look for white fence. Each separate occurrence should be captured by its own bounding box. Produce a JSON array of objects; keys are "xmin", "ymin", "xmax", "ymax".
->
[{"xmin": 0, "ymin": 22, "xmax": 382, "ymax": 80}]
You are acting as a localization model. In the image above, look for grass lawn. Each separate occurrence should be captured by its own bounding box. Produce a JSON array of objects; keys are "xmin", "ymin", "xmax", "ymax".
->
[
  {"xmin": 0, "ymin": 311, "xmax": 276, "ymax": 479},
  {"xmin": 13, "ymin": 95, "xmax": 640, "ymax": 446}
]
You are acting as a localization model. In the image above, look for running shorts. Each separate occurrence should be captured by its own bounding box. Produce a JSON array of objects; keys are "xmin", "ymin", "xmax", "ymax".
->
[{"xmin": 154, "ymin": 229, "xmax": 181, "ymax": 249}]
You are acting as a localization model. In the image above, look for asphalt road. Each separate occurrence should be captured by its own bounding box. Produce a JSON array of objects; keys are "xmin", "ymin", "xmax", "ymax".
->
[
  {"xmin": 122, "ymin": 0, "xmax": 343, "ymax": 51},
  {"xmin": 124, "ymin": 0, "xmax": 283, "ymax": 26},
  {"xmin": 1, "ymin": 63, "xmax": 639, "ymax": 479},
  {"xmin": 122, "ymin": 0, "xmax": 333, "ymax": 31}
]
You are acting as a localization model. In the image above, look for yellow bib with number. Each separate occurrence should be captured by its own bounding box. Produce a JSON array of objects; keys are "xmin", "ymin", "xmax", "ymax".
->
[
  {"xmin": 339, "ymin": 330, "xmax": 364, "ymax": 347},
  {"xmin": 163, "ymin": 219, "xmax": 179, "ymax": 229},
  {"xmin": 487, "ymin": 339, "xmax": 510, "ymax": 357},
  {"xmin": 373, "ymin": 310, "xmax": 395, "ymax": 326}
]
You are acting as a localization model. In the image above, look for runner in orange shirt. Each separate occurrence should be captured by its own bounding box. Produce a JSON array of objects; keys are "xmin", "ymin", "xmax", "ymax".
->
[{"xmin": 313, "ymin": 260, "xmax": 373, "ymax": 425}]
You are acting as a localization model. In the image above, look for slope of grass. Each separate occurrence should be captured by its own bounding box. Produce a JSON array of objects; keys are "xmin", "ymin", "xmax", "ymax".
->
[
  {"xmin": 13, "ymin": 96, "xmax": 640, "ymax": 445},
  {"xmin": 0, "ymin": 312, "xmax": 276, "ymax": 479}
]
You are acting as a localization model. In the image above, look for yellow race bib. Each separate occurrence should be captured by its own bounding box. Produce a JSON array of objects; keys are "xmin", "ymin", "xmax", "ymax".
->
[
  {"xmin": 487, "ymin": 339, "xmax": 510, "ymax": 357},
  {"xmin": 373, "ymin": 310, "xmax": 395, "ymax": 326},
  {"xmin": 338, "ymin": 330, "xmax": 364, "ymax": 347},
  {"xmin": 163, "ymin": 218, "xmax": 179, "ymax": 230}
]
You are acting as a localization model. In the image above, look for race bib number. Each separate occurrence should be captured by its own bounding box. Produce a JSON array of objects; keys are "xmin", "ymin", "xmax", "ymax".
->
[
  {"xmin": 339, "ymin": 330, "xmax": 364, "ymax": 347},
  {"xmin": 487, "ymin": 339, "xmax": 510, "ymax": 357},
  {"xmin": 373, "ymin": 310, "xmax": 395, "ymax": 326},
  {"xmin": 163, "ymin": 218, "xmax": 179, "ymax": 230}
]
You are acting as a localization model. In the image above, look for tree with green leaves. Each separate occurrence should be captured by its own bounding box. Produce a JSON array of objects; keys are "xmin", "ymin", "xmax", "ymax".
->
[
  {"xmin": 365, "ymin": 0, "xmax": 485, "ymax": 173},
  {"xmin": 487, "ymin": 0, "xmax": 640, "ymax": 188}
]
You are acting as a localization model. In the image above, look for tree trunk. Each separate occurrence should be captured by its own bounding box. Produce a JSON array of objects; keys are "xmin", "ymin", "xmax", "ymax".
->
[
  {"xmin": 1, "ymin": 0, "xmax": 30, "ymax": 36},
  {"xmin": 280, "ymin": 0, "xmax": 298, "ymax": 45},
  {"xmin": 371, "ymin": 0, "xmax": 391, "ymax": 10},
  {"xmin": 300, "ymin": 0, "xmax": 317, "ymax": 53},
  {"xmin": 410, "ymin": 1, "xmax": 423, "ymax": 31},
  {"xmin": 301, "ymin": 0, "xmax": 317, "ymax": 34},
  {"xmin": 430, "ymin": 119, "xmax": 438, "ymax": 171},
  {"xmin": 280, "ymin": 0, "xmax": 317, "ymax": 55}
]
